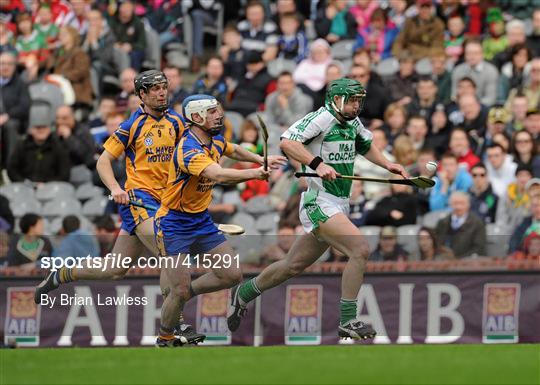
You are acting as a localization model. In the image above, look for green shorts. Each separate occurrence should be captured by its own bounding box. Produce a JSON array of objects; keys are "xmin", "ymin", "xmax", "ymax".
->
[{"xmin": 299, "ymin": 190, "xmax": 350, "ymax": 233}]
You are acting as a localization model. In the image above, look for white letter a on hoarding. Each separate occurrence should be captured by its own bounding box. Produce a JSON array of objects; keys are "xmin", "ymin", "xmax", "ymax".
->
[
  {"xmin": 357, "ymin": 284, "xmax": 390, "ymax": 344},
  {"xmin": 57, "ymin": 286, "xmax": 107, "ymax": 346}
]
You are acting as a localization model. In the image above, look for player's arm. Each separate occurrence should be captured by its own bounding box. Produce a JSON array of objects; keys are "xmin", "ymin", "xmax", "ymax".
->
[
  {"xmin": 201, "ymin": 163, "xmax": 269, "ymax": 184},
  {"xmin": 226, "ymin": 143, "xmax": 264, "ymax": 164},
  {"xmin": 226, "ymin": 143, "xmax": 287, "ymax": 169},
  {"xmin": 96, "ymin": 150, "xmax": 129, "ymax": 205},
  {"xmin": 363, "ymin": 144, "xmax": 409, "ymax": 178},
  {"xmin": 280, "ymin": 139, "xmax": 337, "ymax": 180},
  {"xmin": 280, "ymin": 112, "xmax": 337, "ymax": 180}
]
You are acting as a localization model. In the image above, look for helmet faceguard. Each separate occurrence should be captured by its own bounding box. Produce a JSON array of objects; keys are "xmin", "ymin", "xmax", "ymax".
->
[
  {"xmin": 182, "ymin": 94, "xmax": 224, "ymax": 136},
  {"xmin": 325, "ymin": 78, "xmax": 366, "ymax": 121},
  {"xmin": 134, "ymin": 70, "xmax": 169, "ymax": 112}
]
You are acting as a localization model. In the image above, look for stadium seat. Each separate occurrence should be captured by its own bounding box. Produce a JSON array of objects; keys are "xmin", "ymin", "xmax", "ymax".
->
[
  {"xmin": 265, "ymin": 124, "xmax": 282, "ymax": 150},
  {"xmin": 331, "ymin": 39, "xmax": 355, "ymax": 60},
  {"xmin": 248, "ymin": 112, "xmax": 267, "ymax": 130},
  {"xmin": 41, "ymin": 217, "xmax": 53, "ymax": 235},
  {"xmin": 255, "ymin": 213, "xmax": 280, "ymax": 234},
  {"xmin": 183, "ymin": 3, "xmax": 224, "ymax": 60},
  {"xmin": 42, "ymin": 198, "xmax": 82, "ymax": 218},
  {"xmin": 165, "ymin": 49, "xmax": 190, "ymax": 70},
  {"xmin": 202, "ymin": 2, "xmax": 224, "ymax": 50},
  {"xmin": 375, "ymin": 58, "xmax": 399, "ymax": 77},
  {"xmin": 224, "ymin": 111, "xmax": 244, "ymax": 139},
  {"xmin": 0, "ymin": 183, "xmax": 35, "ymax": 201},
  {"xmin": 229, "ymin": 234, "xmax": 263, "ymax": 263},
  {"xmin": 245, "ymin": 195, "xmax": 273, "ymax": 215},
  {"xmin": 112, "ymin": 47, "xmax": 131, "ymax": 73},
  {"xmin": 267, "ymin": 58, "xmax": 297, "ymax": 78},
  {"xmin": 143, "ymin": 21, "xmax": 162, "ymax": 70},
  {"xmin": 29, "ymin": 82, "xmax": 64, "ymax": 116},
  {"xmin": 35, "ymin": 182, "xmax": 76, "ymax": 202},
  {"xmin": 10, "ymin": 198, "xmax": 42, "ymax": 217},
  {"xmin": 360, "ymin": 226, "xmax": 381, "ymax": 252},
  {"xmin": 485, "ymin": 223, "xmax": 512, "ymax": 257},
  {"xmin": 70, "ymin": 165, "xmax": 93, "ymax": 187},
  {"xmin": 75, "ymin": 183, "xmax": 105, "ymax": 201},
  {"xmin": 422, "ymin": 210, "xmax": 448, "ymax": 228},
  {"xmin": 90, "ymin": 66, "xmax": 100, "ymax": 100},
  {"xmin": 82, "ymin": 197, "xmax": 109, "ymax": 217},
  {"xmin": 415, "ymin": 58, "xmax": 432, "ymax": 75},
  {"xmin": 397, "ymin": 224, "xmax": 421, "ymax": 259},
  {"xmin": 230, "ymin": 212, "xmax": 256, "ymax": 231},
  {"xmin": 163, "ymin": 18, "xmax": 191, "ymax": 70},
  {"xmin": 341, "ymin": 59, "xmax": 352, "ymax": 75}
]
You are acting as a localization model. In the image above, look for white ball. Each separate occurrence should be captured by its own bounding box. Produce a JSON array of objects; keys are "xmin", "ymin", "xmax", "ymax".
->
[{"xmin": 426, "ymin": 161, "xmax": 438, "ymax": 173}]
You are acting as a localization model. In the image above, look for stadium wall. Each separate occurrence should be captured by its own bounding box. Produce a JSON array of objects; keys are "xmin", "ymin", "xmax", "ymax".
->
[{"xmin": 2, "ymin": 272, "xmax": 539, "ymax": 347}]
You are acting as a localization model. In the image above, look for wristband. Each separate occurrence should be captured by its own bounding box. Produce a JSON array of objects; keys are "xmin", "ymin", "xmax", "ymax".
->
[{"xmin": 308, "ymin": 156, "xmax": 323, "ymax": 170}]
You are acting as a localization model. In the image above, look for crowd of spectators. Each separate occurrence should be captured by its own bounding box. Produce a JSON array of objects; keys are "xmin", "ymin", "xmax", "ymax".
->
[{"xmin": 1, "ymin": 0, "xmax": 540, "ymax": 271}]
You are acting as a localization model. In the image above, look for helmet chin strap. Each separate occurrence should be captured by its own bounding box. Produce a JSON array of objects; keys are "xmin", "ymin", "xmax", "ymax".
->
[
  {"xmin": 331, "ymin": 96, "xmax": 356, "ymax": 121},
  {"xmin": 192, "ymin": 119, "xmax": 223, "ymax": 136}
]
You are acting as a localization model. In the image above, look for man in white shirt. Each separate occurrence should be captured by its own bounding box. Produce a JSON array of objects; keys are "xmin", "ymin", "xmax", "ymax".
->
[{"xmin": 486, "ymin": 143, "xmax": 517, "ymax": 198}]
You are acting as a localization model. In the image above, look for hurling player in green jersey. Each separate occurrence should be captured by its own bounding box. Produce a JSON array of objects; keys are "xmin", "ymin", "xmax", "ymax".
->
[{"xmin": 228, "ymin": 78, "xmax": 408, "ymax": 339}]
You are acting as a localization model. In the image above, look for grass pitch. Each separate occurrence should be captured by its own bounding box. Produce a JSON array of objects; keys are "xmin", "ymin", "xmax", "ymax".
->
[{"xmin": 1, "ymin": 344, "xmax": 538, "ymax": 384}]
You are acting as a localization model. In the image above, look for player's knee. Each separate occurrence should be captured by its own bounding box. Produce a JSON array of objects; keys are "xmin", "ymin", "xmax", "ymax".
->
[
  {"xmin": 348, "ymin": 243, "xmax": 370, "ymax": 262},
  {"xmin": 169, "ymin": 283, "xmax": 190, "ymax": 302},
  {"xmin": 223, "ymin": 270, "xmax": 242, "ymax": 287}
]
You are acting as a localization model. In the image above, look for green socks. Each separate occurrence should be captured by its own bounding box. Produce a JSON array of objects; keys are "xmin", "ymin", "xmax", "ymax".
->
[
  {"xmin": 238, "ymin": 278, "xmax": 262, "ymax": 305},
  {"xmin": 340, "ymin": 298, "xmax": 357, "ymax": 325},
  {"xmin": 238, "ymin": 280, "xmax": 358, "ymax": 325}
]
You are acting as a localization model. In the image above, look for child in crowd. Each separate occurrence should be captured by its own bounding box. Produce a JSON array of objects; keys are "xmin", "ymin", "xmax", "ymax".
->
[{"xmin": 276, "ymin": 12, "xmax": 308, "ymax": 63}]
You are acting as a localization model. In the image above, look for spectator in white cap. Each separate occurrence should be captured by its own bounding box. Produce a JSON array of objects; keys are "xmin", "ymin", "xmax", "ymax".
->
[{"xmin": 526, "ymin": 177, "xmax": 540, "ymax": 199}]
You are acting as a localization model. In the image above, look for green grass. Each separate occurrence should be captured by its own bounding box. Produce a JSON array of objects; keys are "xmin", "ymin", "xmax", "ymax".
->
[{"xmin": 1, "ymin": 344, "xmax": 539, "ymax": 385}]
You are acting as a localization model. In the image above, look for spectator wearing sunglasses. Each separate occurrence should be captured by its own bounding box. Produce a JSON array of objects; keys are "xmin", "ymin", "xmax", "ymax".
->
[{"xmin": 469, "ymin": 163, "xmax": 498, "ymax": 224}]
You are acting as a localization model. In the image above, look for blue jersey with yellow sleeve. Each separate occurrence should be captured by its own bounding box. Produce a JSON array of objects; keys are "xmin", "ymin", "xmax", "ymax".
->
[
  {"xmin": 159, "ymin": 130, "xmax": 235, "ymax": 214},
  {"xmin": 103, "ymin": 106, "xmax": 186, "ymax": 200}
]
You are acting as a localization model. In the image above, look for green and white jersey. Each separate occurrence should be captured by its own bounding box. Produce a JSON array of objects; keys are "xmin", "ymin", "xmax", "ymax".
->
[{"xmin": 281, "ymin": 106, "xmax": 372, "ymax": 199}]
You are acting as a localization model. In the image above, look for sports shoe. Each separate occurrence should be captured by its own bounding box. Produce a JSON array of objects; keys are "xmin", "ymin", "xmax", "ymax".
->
[
  {"xmin": 34, "ymin": 271, "xmax": 59, "ymax": 304},
  {"xmin": 175, "ymin": 324, "xmax": 206, "ymax": 345},
  {"xmin": 155, "ymin": 335, "xmax": 188, "ymax": 347},
  {"xmin": 338, "ymin": 318, "xmax": 377, "ymax": 340},
  {"xmin": 227, "ymin": 285, "xmax": 247, "ymax": 332}
]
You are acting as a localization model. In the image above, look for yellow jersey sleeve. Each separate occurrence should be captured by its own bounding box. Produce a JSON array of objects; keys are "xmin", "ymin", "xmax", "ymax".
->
[
  {"xmin": 223, "ymin": 141, "xmax": 235, "ymax": 157},
  {"xmin": 103, "ymin": 112, "xmax": 143, "ymax": 158},
  {"xmin": 103, "ymin": 133, "xmax": 128, "ymax": 158}
]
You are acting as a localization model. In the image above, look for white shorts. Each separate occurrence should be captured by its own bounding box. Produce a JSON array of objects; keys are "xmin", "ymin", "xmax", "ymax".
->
[{"xmin": 299, "ymin": 190, "xmax": 350, "ymax": 233}]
